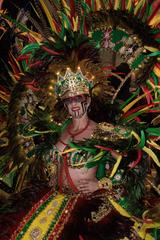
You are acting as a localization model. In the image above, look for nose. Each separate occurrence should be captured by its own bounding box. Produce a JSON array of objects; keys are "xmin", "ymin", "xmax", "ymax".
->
[{"xmin": 70, "ymin": 100, "xmax": 77, "ymax": 106}]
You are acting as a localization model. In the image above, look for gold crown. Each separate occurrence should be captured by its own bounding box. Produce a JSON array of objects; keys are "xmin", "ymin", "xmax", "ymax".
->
[{"xmin": 56, "ymin": 67, "xmax": 93, "ymax": 99}]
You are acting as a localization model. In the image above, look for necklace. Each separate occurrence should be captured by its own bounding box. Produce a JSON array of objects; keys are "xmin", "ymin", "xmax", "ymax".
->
[{"xmin": 67, "ymin": 119, "xmax": 90, "ymax": 140}]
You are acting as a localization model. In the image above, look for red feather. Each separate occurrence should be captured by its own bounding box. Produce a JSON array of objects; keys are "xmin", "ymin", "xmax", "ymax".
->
[
  {"xmin": 147, "ymin": 2, "xmax": 160, "ymax": 23},
  {"xmin": 128, "ymin": 150, "xmax": 142, "ymax": 169}
]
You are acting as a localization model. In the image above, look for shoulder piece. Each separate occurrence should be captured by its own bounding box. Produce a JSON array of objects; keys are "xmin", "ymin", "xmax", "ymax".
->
[{"xmin": 91, "ymin": 122, "xmax": 133, "ymax": 150}]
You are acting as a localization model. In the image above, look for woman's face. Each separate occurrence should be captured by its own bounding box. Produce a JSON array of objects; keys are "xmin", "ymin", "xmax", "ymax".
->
[{"xmin": 63, "ymin": 94, "xmax": 90, "ymax": 119}]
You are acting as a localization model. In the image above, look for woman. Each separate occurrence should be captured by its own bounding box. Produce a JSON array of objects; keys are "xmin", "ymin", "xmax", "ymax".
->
[{"xmin": 11, "ymin": 67, "xmax": 136, "ymax": 240}]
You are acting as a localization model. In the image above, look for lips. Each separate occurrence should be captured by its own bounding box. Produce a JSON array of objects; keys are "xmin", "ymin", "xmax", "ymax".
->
[{"xmin": 72, "ymin": 107, "xmax": 80, "ymax": 111}]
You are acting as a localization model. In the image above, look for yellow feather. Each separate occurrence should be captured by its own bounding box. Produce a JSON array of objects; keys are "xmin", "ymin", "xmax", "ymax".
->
[
  {"xmin": 131, "ymin": 130, "xmax": 141, "ymax": 144},
  {"xmin": 109, "ymin": 155, "xmax": 122, "ymax": 178},
  {"xmin": 0, "ymin": 91, "xmax": 10, "ymax": 103},
  {"xmin": 62, "ymin": 148, "xmax": 77, "ymax": 154},
  {"xmin": 134, "ymin": 0, "xmax": 145, "ymax": 15},
  {"xmin": 148, "ymin": 14, "xmax": 160, "ymax": 27},
  {"xmin": 0, "ymin": 130, "xmax": 7, "ymax": 138},
  {"xmin": 147, "ymin": 80, "xmax": 155, "ymax": 89},
  {"xmin": 131, "ymin": 131, "xmax": 160, "ymax": 167},
  {"xmin": 133, "ymin": 222, "xmax": 155, "ymax": 240},
  {"xmin": 10, "ymin": 53, "xmax": 21, "ymax": 71},
  {"xmin": 126, "ymin": 0, "xmax": 132, "ymax": 11},
  {"xmin": 0, "ymin": 138, "xmax": 8, "ymax": 147},
  {"xmin": 122, "ymin": 93, "xmax": 148, "ymax": 113},
  {"xmin": 147, "ymin": 140, "xmax": 160, "ymax": 151},
  {"xmin": 61, "ymin": 0, "xmax": 71, "ymax": 16},
  {"xmin": 144, "ymin": 46, "xmax": 159, "ymax": 52},
  {"xmin": 153, "ymin": 66, "xmax": 160, "ymax": 78},
  {"xmin": 114, "ymin": 0, "xmax": 120, "ymax": 10},
  {"xmin": 95, "ymin": 0, "xmax": 102, "ymax": 10},
  {"xmin": 143, "ymin": 146, "xmax": 160, "ymax": 167},
  {"xmin": 108, "ymin": 197, "xmax": 131, "ymax": 218},
  {"xmin": 39, "ymin": 0, "xmax": 57, "ymax": 33},
  {"xmin": 73, "ymin": 16, "xmax": 79, "ymax": 32}
]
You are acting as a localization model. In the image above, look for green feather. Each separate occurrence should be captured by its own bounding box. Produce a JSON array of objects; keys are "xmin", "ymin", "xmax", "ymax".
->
[
  {"xmin": 131, "ymin": 54, "xmax": 146, "ymax": 69},
  {"xmin": 112, "ymin": 29, "xmax": 128, "ymax": 43},
  {"xmin": 120, "ymin": 89, "xmax": 140, "ymax": 110},
  {"xmin": 113, "ymin": 42, "xmax": 124, "ymax": 52},
  {"xmin": 81, "ymin": 1, "xmax": 91, "ymax": 13},
  {"xmin": 146, "ymin": 128, "xmax": 160, "ymax": 137},
  {"xmin": 137, "ymin": 130, "xmax": 145, "ymax": 148},
  {"xmin": 21, "ymin": 43, "xmax": 41, "ymax": 55}
]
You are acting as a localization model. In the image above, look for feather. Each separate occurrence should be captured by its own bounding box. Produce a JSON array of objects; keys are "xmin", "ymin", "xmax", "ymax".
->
[
  {"xmin": 122, "ymin": 92, "xmax": 151, "ymax": 113},
  {"xmin": 95, "ymin": 0, "xmax": 102, "ymax": 11},
  {"xmin": 108, "ymin": 197, "xmax": 131, "ymax": 218},
  {"xmin": 147, "ymin": 2, "xmax": 160, "ymax": 24},
  {"xmin": 147, "ymin": 140, "xmax": 160, "ymax": 151},
  {"xmin": 126, "ymin": 0, "xmax": 133, "ymax": 11},
  {"xmin": 0, "ymin": 91, "xmax": 10, "ymax": 103},
  {"xmin": 42, "ymin": 0, "xmax": 60, "ymax": 26},
  {"xmin": 109, "ymin": 155, "xmax": 122, "ymax": 178},
  {"xmin": 143, "ymin": 146, "xmax": 160, "ymax": 167},
  {"xmin": 134, "ymin": 0, "xmax": 146, "ymax": 16},
  {"xmin": 114, "ymin": 0, "xmax": 121, "ymax": 10},
  {"xmin": 148, "ymin": 14, "xmax": 160, "ymax": 27},
  {"xmin": 153, "ymin": 63, "xmax": 160, "ymax": 78},
  {"xmin": 39, "ymin": 0, "xmax": 58, "ymax": 33},
  {"xmin": 25, "ymin": 11, "xmax": 47, "ymax": 39},
  {"xmin": 61, "ymin": 0, "xmax": 71, "ymax": 16}
]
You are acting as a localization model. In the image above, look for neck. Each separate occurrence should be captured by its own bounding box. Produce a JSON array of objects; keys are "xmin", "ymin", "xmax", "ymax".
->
[{"xmin": 71, "ymin": 114, "xmax": 89, "ymax": 131}]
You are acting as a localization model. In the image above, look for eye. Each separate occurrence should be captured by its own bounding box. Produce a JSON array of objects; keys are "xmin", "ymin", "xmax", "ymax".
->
[
  {"xmin": 63, "ymin": 98, "xmax": 70, "ymax": 105},
  {"xmin": 75, "ymin": 96, "xmax": 82, "ymax": 102}
]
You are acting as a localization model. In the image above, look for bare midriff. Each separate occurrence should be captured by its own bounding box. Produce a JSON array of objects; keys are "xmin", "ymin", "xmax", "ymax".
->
[{"xmin": 68, "ymin": 166, "xmax": 98, "ymax": 190}]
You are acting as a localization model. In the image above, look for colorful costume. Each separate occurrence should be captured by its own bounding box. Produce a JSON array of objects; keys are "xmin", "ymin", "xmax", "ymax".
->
[
  {"xmin": 0, "ymin": 1, "xmax": 160, "ymax": 239},
  {"xmin": 11, "ymin": 122, "xmax": 136, "ymax": 239}
]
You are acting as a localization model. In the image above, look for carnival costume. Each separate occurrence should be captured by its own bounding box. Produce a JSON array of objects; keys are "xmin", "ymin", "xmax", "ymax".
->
[{"xmin": 0, "ymin": 0, "xmax": 160, "ymax": 239}]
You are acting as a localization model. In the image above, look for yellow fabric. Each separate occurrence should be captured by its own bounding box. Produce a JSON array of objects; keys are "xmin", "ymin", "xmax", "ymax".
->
[{"xmin": 21, "ymin": 194, "xmax": 66, "ymax": 240}]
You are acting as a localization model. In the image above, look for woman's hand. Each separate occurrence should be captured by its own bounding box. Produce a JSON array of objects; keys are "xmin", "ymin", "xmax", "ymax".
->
[{"xmin": 78, "ymin": 178, "xmax": 99, "ymax": 195}]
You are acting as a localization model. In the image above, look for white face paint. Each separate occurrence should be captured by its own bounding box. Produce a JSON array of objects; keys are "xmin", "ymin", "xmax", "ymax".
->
[{"xmin": 64, "ymin": 94, "xmax": 90, "ymax": 119}]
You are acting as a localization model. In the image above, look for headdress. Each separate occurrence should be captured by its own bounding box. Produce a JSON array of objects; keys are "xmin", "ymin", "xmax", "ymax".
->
[{"xmin": 56, "ymin": 67, "xmax": 93, "ymax": 99}]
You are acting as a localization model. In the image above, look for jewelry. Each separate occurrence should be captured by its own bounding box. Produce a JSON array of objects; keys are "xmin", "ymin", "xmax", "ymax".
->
[
  {"xmin": 67, "ymin": 119, "xmax": 90, "ymax": 140},
  {"xmin": 98, "ymin": 177, "xmax": 112, "ymax": 190}
]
